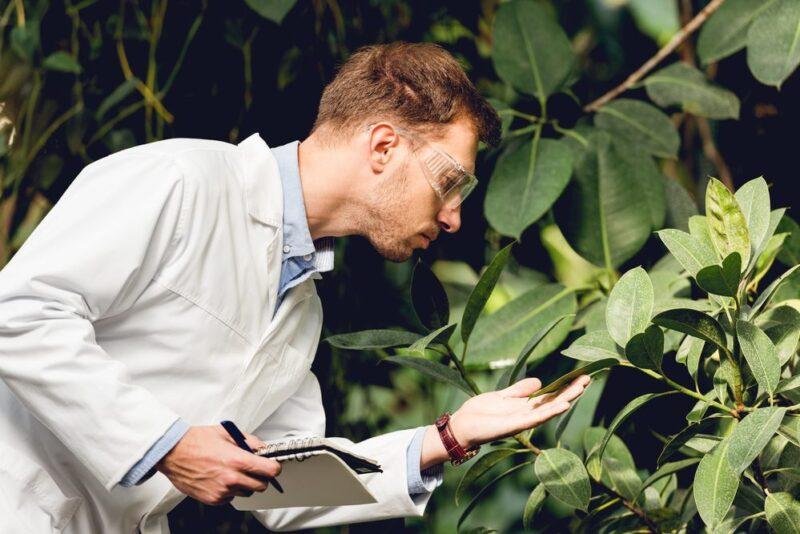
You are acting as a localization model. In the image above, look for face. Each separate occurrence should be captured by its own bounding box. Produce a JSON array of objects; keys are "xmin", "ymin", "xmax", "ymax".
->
[{"xmin": 360, "ymin": 117, "xmax": 479, "ymax": 262}]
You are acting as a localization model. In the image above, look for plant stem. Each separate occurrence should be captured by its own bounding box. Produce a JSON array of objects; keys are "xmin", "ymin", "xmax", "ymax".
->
[
  {"xmin": 622, "ymin": 362, "xmax": 739, "ymax": 418},
  {"xmin": 583, "ymin": 0, "xmax": 727, "ymax": 112},
  {"xmin": 445, "ymin": 345, "xmax": 481, "ymax": 395}
]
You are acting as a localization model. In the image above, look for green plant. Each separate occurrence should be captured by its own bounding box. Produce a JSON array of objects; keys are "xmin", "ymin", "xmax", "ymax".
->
[{"xmin": 327, "ymin": 176, "xmax": 800, "ymax": 532}]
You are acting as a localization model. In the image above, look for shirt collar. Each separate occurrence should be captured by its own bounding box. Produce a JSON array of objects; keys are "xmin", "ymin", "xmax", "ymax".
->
[{"xmin": 271, "ymin": 140, "xmax": 335, "ymax": 272}]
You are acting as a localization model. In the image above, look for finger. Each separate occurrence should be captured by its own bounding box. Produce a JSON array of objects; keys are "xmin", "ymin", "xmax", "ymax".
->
[
  {"xmin": 231, "ymin": 473, "xmax": 271, "ymax": 493},
  {"xmin": 526, "ymin": 400, "xmax": 571, "ymax": 426},
  {"xmin": 501, "ymin": 377, "xmax": 542, "ymax": 398},
  {"xmin": 237, "ymin": 451, "xmax": 283, "ymax": 479},
  {"xmin": 243, "ymin": 432, "xmax": 266, "ymax": 450},
  {"xmin": 552, "ymin": 376, "xmax": 590, "ymax": 403}
]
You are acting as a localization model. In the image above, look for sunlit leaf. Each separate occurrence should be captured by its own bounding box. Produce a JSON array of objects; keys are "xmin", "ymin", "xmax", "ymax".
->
[
  {"xmin": 491, "ymin": 0, "xmax": 576, "ymax": 101},
  {"xmin": 535, "ymin": 448, "xmax": 590, "ymax": 511},
  {"xmin": 644, "ymin": 63, "xmax": 740, "ymax": 119},
  {"xmin": 605, "ymin": 267, "xmax": 654, "ymax": 347},
  {"xmin": 522, "ymin": 484, "xmax": 547, "ymax": 529},
  {"xmin": 324, "ymin": 329, "xmax": 420, "ymax": 350},
  {"xmin": 383, "ymin": 356, "xmax": 473, "ymax": 395},
  {"xmin": 652, "ymin": 308, "xmax": 729, "ymax": 356},
  {"xmin": 765, "ymin": 492, "xmax": 800, "ymax": 534},
  {"xmin": 561, "ymin": 329, "xmax": 623, "ymax": 362},
  {"xmin": 736, "ymin": 320, "xmax": 781, "ymax": 399},
  {"xmin": 455, "ymin": 448, "xmax": 522, "ymax": 505},
  {"xmin": 656, "ymin": 229, "xmax": 717, "ymax": 277},
  {"xmin": 594, "ymin": 98, "xmax": 679, "ymax": 159},
  {"xmin": 697, "ymin": 0, "xmax": 778, "ymax": 64},
  {"xmin": 485, "ymin": 138, "xmax": 573, "ymax": 238},
  {"xmin": 706, "ymin": 178, "xmax": 751, "ymax": 269},
  {"xmin": 747, "ymin": 0, "xmax": 800, "ymax": 88},
  {"xmin": 694, "ymin": 438, "xmax": 738, "ymax": 529},
  {"xmin": 529, "ymin": 358, "xmax": 619, "ymax": 399},
  {"xmin": 461, "ymin": 242, "xmax": 514, "ymax": 345}
]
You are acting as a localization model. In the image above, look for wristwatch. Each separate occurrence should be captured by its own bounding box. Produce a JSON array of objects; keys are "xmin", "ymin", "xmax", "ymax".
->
[{"xmin": 435, "ymin": 412, "xmax": 480, "ymax": 465}]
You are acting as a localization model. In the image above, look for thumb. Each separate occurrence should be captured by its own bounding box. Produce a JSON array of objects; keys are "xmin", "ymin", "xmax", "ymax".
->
[{"xmin": 501, "ymin": 377, "xmax": 542, "ymax": 398}]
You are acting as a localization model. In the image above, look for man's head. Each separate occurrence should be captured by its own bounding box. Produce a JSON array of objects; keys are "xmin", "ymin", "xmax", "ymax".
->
[{"xmin": 301, "ymin": 42, "xmax": 501, "ymax": 261}]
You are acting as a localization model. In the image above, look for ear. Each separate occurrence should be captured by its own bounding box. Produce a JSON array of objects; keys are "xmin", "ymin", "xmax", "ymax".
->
[{"xmin": 368, "ymin": 122, "xmax": 402, "ymax": 174}]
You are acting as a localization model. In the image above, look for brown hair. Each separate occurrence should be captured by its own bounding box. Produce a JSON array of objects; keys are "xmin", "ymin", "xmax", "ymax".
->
[{"xmin": 309, "ymin": 42, "xmax": 501, "ymax": 147}]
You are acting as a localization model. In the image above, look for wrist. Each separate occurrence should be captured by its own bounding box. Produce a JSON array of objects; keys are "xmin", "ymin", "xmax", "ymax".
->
[{"xmin": 435, "ymin": 411, "xmax": 480, "ymax": 465}]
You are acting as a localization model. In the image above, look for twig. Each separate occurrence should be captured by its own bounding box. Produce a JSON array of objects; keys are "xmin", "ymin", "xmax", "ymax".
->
[
  {"xmin": 676, "ymin": 0, "xmax": 735, "ymax": 190},
  {"xmin": 584, "ymin": 0, "xmax": 727, "ymax": 112}
]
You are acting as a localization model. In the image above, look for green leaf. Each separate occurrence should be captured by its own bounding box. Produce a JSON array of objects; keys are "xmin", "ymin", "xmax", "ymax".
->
[
  {"xmin": 612, "ymin": 140, "xmax": 667, "ymax": 230},
  {"xmin": 625, "ymin": 325, "xmax": 664, "ymax": 372},
  {"xmin": 734, "ymin": 177, "xmax": 771, "ymax": 255},
  {"xmin": 636, "ymin": 458, "xmax": 700, "ymax": 500},
  {"xmin": 485, "ymin": 137, "xmax": 573, "ymax": 238},
  {"xmin": 383, "ymin": 356, "xmax": 473, "ymax": 395},
  {"xmin": 752, "ymin": 232, "xmax": 790, "ymax": 289},
  {"xmin": 561, "ymin": 329, "xmax": 623, "ymax": 362},
  {"xmin": 556, "ymin": 131, "xmax": 652, "ymax": 269},
  {"xmin": 522, "ymin": 484, "xmax": 547, "ymax": 529},
  {"xmin": 761, "ymin": 306, "xmax": 800, "ymax": 366},
  {"xmin": 749, "ymin": 265, "xmax": 800, "ymax": 318},
  {"xmin": 689, "ymin": 215, "xmax": 719, "ymax": 258},
  {"xmin": 461, "ymin": 243, "xmax": 514, "ymax": 344},
  {"xmin": 455, "ymin": 448, "xmax": 521, "ymax": 505},
  {"xmin": 663, "ymin": 177, "xmax": 699, "ymax": 232},
  {"xmin": 491, "ymin": 0, "xmax": 576, "ymax": 101},
  {"xmin": 42, "ymin": 51, "xmax": 82, "ymax": 74},
  {"xmin": 736, "ymin": 320, "xmax": 781, "ymax": 400},
  {"xmin": 658, "ymin": 418, "xmax": 717, "ymax": 466},
  {"xmin": 243, "ymin": 0, "xmax": 297, "ymax": 23},
  {"xmin": 727, "ymin": 407, "xmax": 786, "ymax": 474},
  {"xmin": 408, "ymin": 323, "xmax": 458, "ymax": 355},
  {"xmin": 593, "ymin": 392, "xmax": 675, "ymax": 466},
  {"xmin": 747, "ymin": 0, "xmax": 800, "ymax": 88},
  {"xmin": 766, "ymin": 492, "xmax": 800, "ymax": 534},
  {"xmin": 605, "ymin": 266, "xmax": 654, "ymax": 347},
  {"xmin": 656, "ymin": 229, "xmax": 717, "ymax": 277},
  {"xmin": 411, "ymin": 260, "xmax": 450, "ymax": 331},
  {"xmin": 652, "ymin": 308, "xmax": 729, "ymax": 356},
  {"xmin": 594, "ymin": 99, "xmax": 679, "ymax": 159},
  {"xmin": 583, "ymin": 428, "xmax": 641, "ymax": 500},
  {"xmin": 644, "ymin": 62, "xmax": 740, "ymax": 119},
  {"xmin": 776, "ymin": 214, "xmax": 800, "ymax": 266},
  {"xmin": 488, "ymin": 98, "xmax": 513, "ymax": 139},
  {"xmin": 458, "ymin": 461, "xmax": 532, "ymax": 529},
  {"xmin": 696, "ymin": 252, "xmax": 742, "ymax": 297},
  {"xmin": 529, "ymin": 358, "xmax": 619, "ymax": 399},
  {"xmin": 697, "ymin": 0, "xmax": 778, "ymax": 65},
  {"xmin": 675, "ymin": 333, "xmax": 704, "ymax": 380},
  {"xmin": 534, "ymin": 448, "xmax": 591, "ymax": 511},
  {"xmin": 694, "ymin": 439, "xmax": 739, "ymax": 529},
  {"xmin": 497, "ymin": 315, "xmax": 573, "ymax": 389},
  {"xmin": 324, "ymin": 329, "xmax": 420, "ymax": 350},
  {"xmin": 467, "ymin": 284, "xmax": 576, "ymax": 364},
  {"xmin": 706, "ymin": 177, "xmax": 751, "ymax": 269}
]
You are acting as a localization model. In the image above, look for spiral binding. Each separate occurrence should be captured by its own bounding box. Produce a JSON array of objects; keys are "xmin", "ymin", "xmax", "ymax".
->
[{"xmin": 255, "ymin": 436, "xmax": 320, "ymax": 462}]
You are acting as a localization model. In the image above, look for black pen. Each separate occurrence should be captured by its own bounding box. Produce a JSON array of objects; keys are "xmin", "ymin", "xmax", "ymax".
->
[{"xmin": 220, "ymin": 420, "xmax": 284, "ymax": 493}]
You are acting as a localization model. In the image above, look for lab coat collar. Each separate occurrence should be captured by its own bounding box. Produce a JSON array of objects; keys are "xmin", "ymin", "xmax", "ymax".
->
[{"xmin": 237, "ymin": 132, "xmax": 283, "ymax": 228}]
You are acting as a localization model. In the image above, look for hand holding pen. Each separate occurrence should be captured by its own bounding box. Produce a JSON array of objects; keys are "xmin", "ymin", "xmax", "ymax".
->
[
  {"xmin": 221, "ymin": 420, "xmax": 284, "ymax": 494},
  {"xmin": 155, "ymin": 423, "xmax": 283, "ymax": 506}
]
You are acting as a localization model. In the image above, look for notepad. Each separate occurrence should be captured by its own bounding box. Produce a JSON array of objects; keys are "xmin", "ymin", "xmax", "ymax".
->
[{"xmin": 231, "ymin": 436, "xmax": 382, "ymax": 510}]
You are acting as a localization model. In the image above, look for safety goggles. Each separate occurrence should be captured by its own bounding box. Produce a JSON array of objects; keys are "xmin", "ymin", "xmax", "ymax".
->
[{"xmin": 364, "ymin": 123, "xmax": 478, "ymax": 208}]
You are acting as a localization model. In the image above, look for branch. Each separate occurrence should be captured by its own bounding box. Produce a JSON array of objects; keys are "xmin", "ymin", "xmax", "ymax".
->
[{"xmin": 583, "ymin": 0, "xmax": 727, "ymax": 112}]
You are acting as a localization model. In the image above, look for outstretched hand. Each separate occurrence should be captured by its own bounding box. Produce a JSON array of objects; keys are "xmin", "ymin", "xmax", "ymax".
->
[{"xmin": 449, "ymin": 375, "xmax": 591, "ymax": 448}]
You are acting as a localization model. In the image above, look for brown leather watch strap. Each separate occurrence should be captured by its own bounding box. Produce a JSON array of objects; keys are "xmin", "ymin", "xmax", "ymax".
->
[{"xmin": 435, "ymin": 412, "xmax": 479, "ymax": 465}]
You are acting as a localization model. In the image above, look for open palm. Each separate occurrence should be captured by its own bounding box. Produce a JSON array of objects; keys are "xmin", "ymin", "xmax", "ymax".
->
[{"xmin": 450, "ymin": 375, "xmax": 591, "ymax": 448}]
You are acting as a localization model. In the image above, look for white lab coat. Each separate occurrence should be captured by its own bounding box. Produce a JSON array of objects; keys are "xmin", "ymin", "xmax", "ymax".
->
[{"xmin": 0, "ymin": 133, "xmax": 436, "ymax": 533}]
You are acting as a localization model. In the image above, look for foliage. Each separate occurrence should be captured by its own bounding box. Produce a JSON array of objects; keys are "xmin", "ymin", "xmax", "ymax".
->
[{"xmin": 331, "ymin": 175, "xmax": 800, "ymax": 532}]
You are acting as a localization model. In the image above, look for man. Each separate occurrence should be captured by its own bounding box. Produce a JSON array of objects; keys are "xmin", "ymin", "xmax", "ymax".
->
[{"xmin": 0, "ymin": 42, "xmax": 588, "ymax": 533}]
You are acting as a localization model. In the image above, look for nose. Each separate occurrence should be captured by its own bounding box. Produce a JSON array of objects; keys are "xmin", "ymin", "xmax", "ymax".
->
[{"xmin": 437, "ymin": 204, "xmax": 461, "ymax": 233}]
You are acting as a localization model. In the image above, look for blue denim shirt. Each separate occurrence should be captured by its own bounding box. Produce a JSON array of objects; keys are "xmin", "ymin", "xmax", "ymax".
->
[{"xmin": 120, "ymin": 139, "xmax": 443, "ymax": 495}]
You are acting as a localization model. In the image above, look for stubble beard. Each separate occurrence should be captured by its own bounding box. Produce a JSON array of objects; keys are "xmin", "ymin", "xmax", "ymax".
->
[{"xmin": 360, "ymin": 159, "xmax": 415, "ymax": 262}]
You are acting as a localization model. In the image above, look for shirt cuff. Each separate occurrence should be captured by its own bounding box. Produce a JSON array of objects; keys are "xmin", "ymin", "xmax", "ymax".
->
[
  {"xmin": 118, "ymin": 418, "xmax": 190, "ymax": 487},
  {"xmin": 405, "ymin": 425, "xmax": 445, "ymax": 495}
]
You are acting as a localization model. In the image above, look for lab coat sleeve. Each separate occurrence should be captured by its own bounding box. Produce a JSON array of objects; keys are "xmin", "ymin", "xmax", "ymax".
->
[
  {"xmin": 0, "ymin": 153, "xmax": 187, "ymax": 491},
  {"xmin": 248, "ymin": 371, "xmax": 442, "ymax": 532}
]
